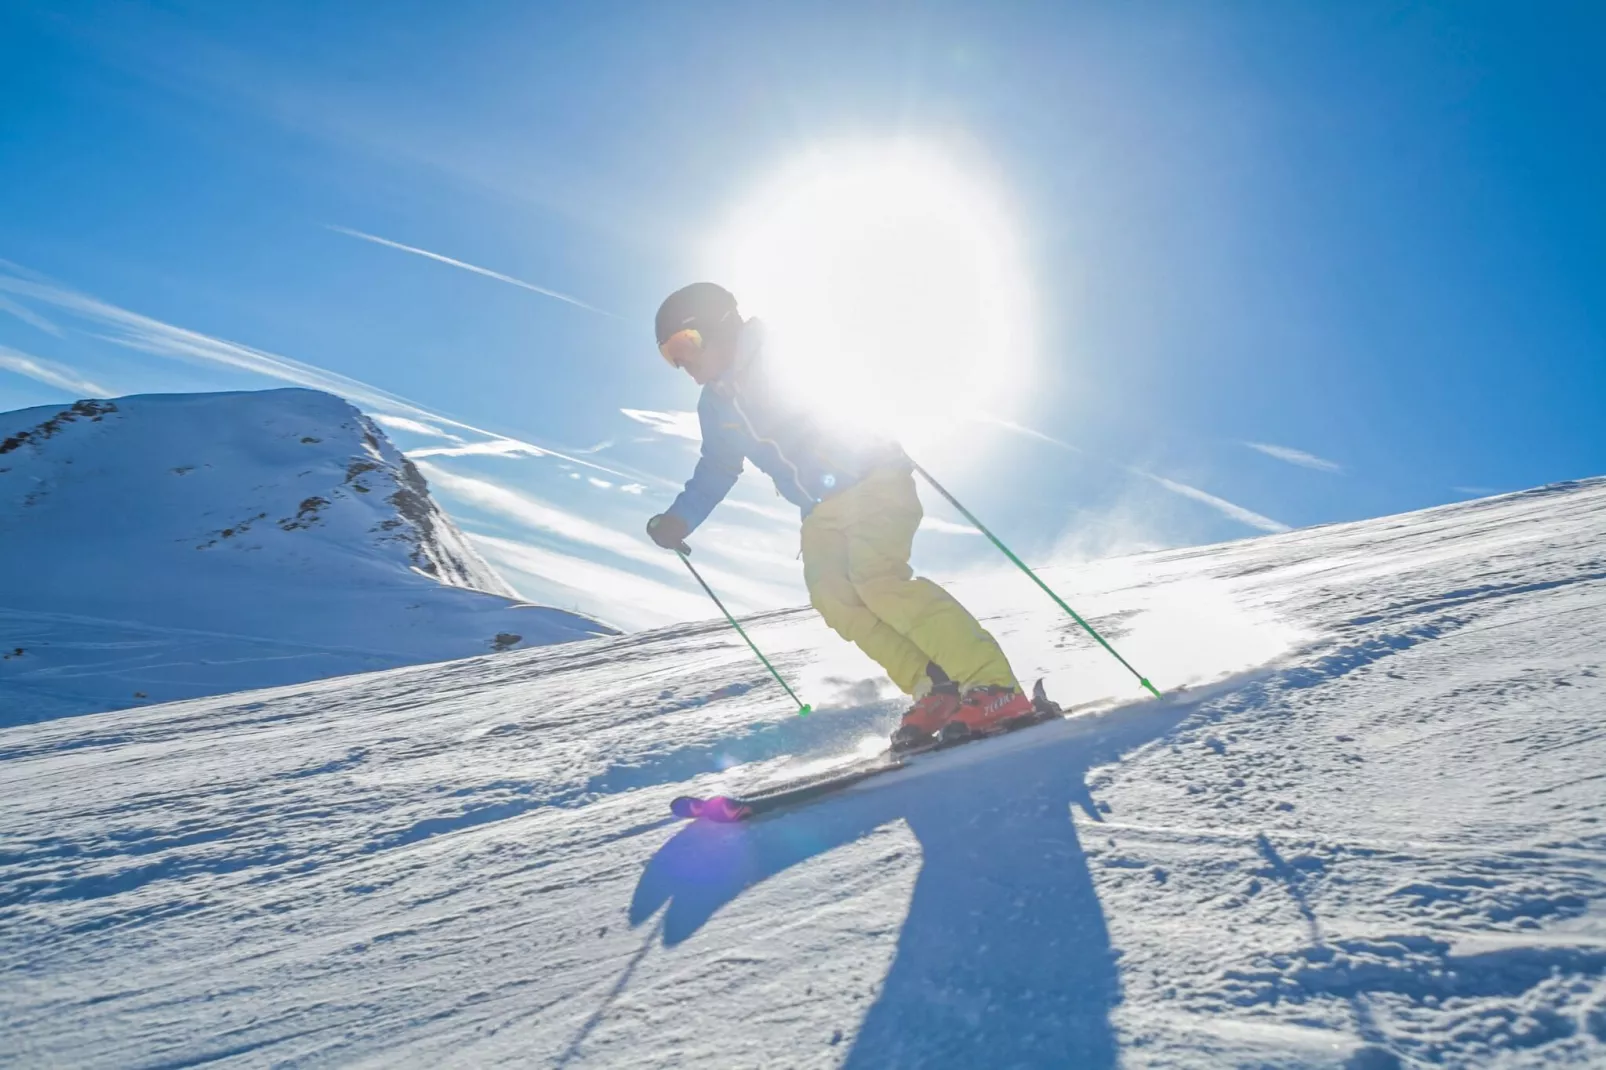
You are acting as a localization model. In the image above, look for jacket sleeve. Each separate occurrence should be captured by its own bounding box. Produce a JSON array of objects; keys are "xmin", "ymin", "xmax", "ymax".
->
[{"xmin": 665, "ymin": 394, "xmax": 744, "ymax": 533}]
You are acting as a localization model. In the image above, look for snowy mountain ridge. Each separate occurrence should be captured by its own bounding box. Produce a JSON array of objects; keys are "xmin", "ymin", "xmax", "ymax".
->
[
  {"xmin": 0, "ymin": 388, "xmax": 613, "ymax": 722},
  {"xmin": 3, "ymin": 474, "xmax": 1605, "ymax": 1067}
]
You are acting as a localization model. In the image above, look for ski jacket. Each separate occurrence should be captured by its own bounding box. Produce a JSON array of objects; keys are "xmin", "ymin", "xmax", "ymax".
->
[{"xmin": 666, "ymin": 320, "xmax": 905, "ymax": 532}]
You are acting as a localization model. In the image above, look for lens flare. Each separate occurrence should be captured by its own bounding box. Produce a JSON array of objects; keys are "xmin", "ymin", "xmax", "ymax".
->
[{"xmin": 710, "ymin": 142, "xmax": 1034, "ymax": 454}]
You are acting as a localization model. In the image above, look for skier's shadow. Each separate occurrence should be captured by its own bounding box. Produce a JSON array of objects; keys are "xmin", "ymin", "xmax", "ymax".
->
[{"xmin": 630, "ymin": 701, "xmax": 1190, "ymax": 1068}]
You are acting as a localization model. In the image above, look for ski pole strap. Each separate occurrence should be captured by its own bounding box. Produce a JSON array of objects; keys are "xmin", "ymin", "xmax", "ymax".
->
[
  {"xmin": 910, "ymin": 461, "xmax": 1161, "ymax": 699},
  {"xmin": 676, "ymin": 549, "xmax": 813, "ymax": 715}
]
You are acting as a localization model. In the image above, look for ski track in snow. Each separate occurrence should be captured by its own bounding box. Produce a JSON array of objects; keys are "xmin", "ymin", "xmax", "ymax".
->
[{"xmin": 3, "ymin": 479, "xmax": 1605, "ymax": 1067}]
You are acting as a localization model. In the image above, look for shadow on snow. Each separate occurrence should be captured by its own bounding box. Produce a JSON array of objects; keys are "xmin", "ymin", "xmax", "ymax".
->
[{"xmin": 628, "ymin": 697, "xmax": 1194, "ymax": 1068}]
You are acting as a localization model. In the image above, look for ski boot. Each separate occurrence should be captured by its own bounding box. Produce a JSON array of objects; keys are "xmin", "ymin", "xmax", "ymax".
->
[
  {"xmin": 890, "ymin": 680, "xmax": 962, "ymax": 751},
  {"xmin": 938, "ymin": 684, "xmax": 1036, "ymax": 743}
]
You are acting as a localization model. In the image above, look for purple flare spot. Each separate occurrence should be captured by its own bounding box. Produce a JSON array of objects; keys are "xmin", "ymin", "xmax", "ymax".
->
[{"xmin": 674, "ymin": 795, "xmax": 749, "ymax": 822}]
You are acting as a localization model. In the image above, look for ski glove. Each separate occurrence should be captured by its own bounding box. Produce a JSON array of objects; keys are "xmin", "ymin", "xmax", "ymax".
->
[{"xmin": 647, "ymin": 512, "xmax": 691, "ymax": 553}]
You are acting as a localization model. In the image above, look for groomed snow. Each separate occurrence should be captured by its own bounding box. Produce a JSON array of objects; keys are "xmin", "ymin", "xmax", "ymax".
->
[
  {"xmin": 3, "ymin": 477, "xmax": 1604, "ymax": 1067},
  {"xmin": 0, "ymin": 389, "xmax": 612, "ymax": 723}
]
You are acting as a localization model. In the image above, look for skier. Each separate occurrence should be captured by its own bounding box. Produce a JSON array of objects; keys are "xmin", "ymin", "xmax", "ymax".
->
[{"xmin": 647, "ymin": 281, "xmax": 1034, "ymax": 747}]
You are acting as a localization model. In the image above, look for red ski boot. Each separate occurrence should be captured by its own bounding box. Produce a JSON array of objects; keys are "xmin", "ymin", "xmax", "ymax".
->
[
  {"xmin": 890, "ymin": 681, "xmax": 962, "ymax": 751},
  {"xmin": 941, "ymin": 684, "xmax": 1035, "ymax": 742}
]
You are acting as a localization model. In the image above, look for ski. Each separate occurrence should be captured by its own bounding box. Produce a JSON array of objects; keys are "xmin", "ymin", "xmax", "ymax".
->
[{"xmin": 669, "ymin": 680, "xmax": 1064, "ymax": 822}]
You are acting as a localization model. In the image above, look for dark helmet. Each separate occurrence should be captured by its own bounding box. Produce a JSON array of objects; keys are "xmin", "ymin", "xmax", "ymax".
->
[{"xmin": 655, "ymin": 282, "xmax": 739, "ymax": 347}]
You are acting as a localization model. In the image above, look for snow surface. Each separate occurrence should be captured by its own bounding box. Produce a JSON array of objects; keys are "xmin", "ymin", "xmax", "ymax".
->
[
  {"xmin": 0, "ymin": 389, "xmax": 612, "ymax": 723},
  {"xmin": 4, "ymin": 477, "xmax": 1605, "ymax": 1067}
]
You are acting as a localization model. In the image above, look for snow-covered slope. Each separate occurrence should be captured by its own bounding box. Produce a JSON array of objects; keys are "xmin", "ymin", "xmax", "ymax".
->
[
  {"xmin": 0, "ymin": 389, "xmax": 612, "ymax": 722},
  {"xmin": 3, "ymin": 477, "xmax": 1604, "ymax": 1067}
]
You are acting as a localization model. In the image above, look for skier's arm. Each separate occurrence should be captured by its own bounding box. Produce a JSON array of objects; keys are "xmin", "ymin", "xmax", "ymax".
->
[{"xmin": 664, "ymin": 401, "xmax": 744, "ymax": 533}]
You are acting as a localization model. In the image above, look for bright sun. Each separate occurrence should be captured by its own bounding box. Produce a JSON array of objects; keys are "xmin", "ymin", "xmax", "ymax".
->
[{"xmin": 710, "ymin": 142, "xmax": 1034, "ymax": 454}]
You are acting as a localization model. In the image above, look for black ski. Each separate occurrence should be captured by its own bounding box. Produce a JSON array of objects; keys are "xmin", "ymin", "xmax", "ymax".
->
[{"xmin": 669, "ymin": 680, "xmax": 1064, "ymax": 822}]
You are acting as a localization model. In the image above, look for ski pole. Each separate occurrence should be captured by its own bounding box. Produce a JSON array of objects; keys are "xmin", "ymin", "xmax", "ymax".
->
[
  {"xmin": 909, "ymin": 460, "xmax": 1162, "ymax": 699},
  {"xmin": 675, "ymin": 548, "xmax": 813, "ymax": 715}
]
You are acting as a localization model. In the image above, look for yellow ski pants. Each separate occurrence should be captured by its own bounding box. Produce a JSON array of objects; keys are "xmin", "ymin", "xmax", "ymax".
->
[{"xmin": 800, "ymin": 462, "xmax": 1018, "ymax": 696}]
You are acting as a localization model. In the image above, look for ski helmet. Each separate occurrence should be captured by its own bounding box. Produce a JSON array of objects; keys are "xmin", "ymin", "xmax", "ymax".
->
[{"xmin": 654, "ymin": 282, "xmax": 739, "ymax": 348}]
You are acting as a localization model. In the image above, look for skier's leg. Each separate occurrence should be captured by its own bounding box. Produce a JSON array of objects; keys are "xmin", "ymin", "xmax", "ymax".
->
[
  {"xmin": 801, "ymin": 511, "xmax": 934, "ymax": 696},
  {"xmin": 844, "ymin": 467, "xmax": 1019, "ymax": 692}
]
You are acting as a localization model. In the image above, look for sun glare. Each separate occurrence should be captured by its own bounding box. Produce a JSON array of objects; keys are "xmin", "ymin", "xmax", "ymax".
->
[{"xmin": 710, "ymin": 143, "xmax": 1034, "ymax": 454}]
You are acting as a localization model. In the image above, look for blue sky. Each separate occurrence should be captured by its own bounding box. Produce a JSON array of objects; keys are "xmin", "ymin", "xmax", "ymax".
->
[{"xmin": 2, "ymin": 1, "xmax": 1602, "ymax": 630}]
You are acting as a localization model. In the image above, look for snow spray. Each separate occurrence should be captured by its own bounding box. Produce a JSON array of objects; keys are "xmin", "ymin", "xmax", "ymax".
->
[{"xmin": 910, "ymin": 459, "xmax": 1163, "ymax": 699}]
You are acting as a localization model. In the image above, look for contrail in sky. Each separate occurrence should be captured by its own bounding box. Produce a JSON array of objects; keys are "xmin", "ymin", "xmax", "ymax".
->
[
  {"xmin": 978, "ymin": 413, "xmax": 1291, "ymax": 533},
  {"xmin": 327, "ymin": 225, "xmax": 620, "ymax": 319},
  {"xmin": 1243, "ymin": 441, "xmax": 1343, "ymax": 473},
  {"xmin": 0, "ymin": 271, "xmax": 656, "ymax": 484}
]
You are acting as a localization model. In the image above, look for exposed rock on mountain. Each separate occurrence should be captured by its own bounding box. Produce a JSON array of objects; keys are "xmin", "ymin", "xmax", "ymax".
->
[{"xmin": 0, "ymin": 388, "xmax": 613, "ymax": 721}]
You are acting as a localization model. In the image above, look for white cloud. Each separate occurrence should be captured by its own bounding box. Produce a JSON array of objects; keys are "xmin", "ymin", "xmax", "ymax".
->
[
  {"xmin": 721, "ymin": 496, "xmax": 802, "ymax": 524},
  {"xmin": 0, "ymin": 295, "xmax": 62, "ymax": 337},
  {"xmin": 619, "ymin": 483, "xmax": 646, "ymax": 495},
  {"xmin": 408, "ymin": 439, "xmax": 546, "ymax": 459},
  {"xmin": 1243, "ymin": 441, "xmax": 1342, "ymax": 473},
  {"xmin": 919, "ymin": 515, "xmax": 981, "ymax": 536},
  {"xmin": 414, "ymin": 461, "xmax": 795, "ymax": 612},
  {"xmin": 620, "ymin": 408, "xmax": 701, "ymax": 441},
  {"xmin": 369, "ymin": 413, "xmax": 463, "ymax": 441},
  {"xmin": 588, "ymin": 477, "xmax": 612, "ymax": 489},
  {"xmin": 470, "ymin": 534, "xmax": 711, "ymax": 630},
  {"xmin": 417, "ymin": 461, "xmax": 653, "ymax": 563},
  {"xmin": 0, "ymin": 271, "xmax": 668, "ymax": 487},
  {"xmin": 1141, "ymin": 472, "xmax": 1291, "ymax": 533},
  {"xmin": 327, "ymin": 225, "xmax": 618, "ymax": 318},
  {"xmin": 0, "ymin": 347, "xmax": 110, "ymax": 396},
  {"xmin": 671, "ymin": 521, "xmax": 803, "ymax": 572}
]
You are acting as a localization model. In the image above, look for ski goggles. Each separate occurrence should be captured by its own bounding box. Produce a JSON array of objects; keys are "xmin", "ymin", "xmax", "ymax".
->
[{"xmin": 658, "ymin": 327, "xmax": 703, "ymax": 369}]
